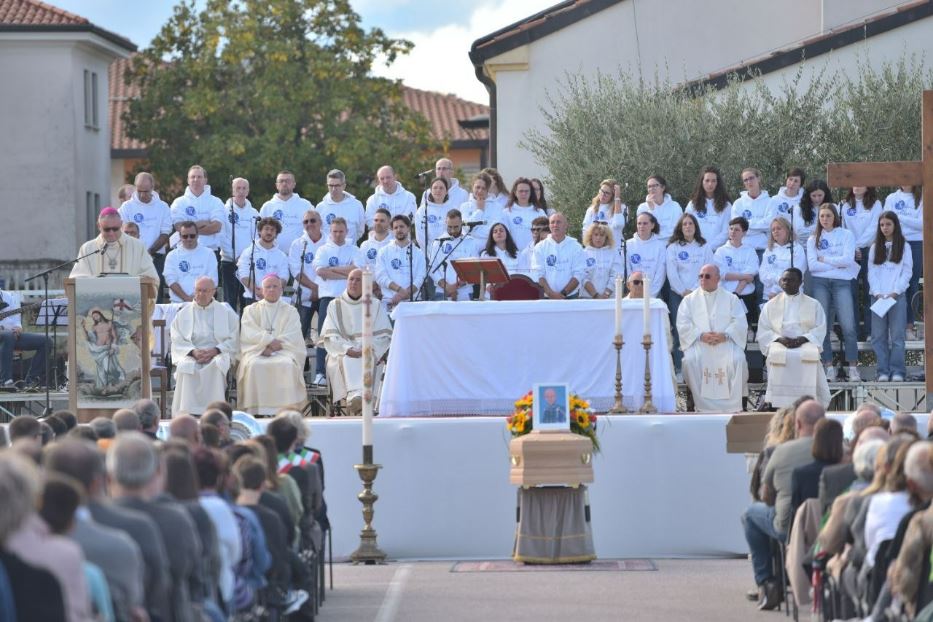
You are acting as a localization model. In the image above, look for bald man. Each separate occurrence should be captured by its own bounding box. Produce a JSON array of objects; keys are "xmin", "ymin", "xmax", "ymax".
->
[
  {"xmin": 71, "ymin": 207, "xmax": 159, "ymax": 278},
  {"xmin": 118, "ymin": 172, "xmax": 173, "ymax": 301},
  {"xmin": 259, "ymin": 169, "xmax": 315, "ymax": 253},
  {"xmin": 237, "ymin": 274, "xmax": 306, "ymax": 415},
  {"xmin": 676, "ymin": 263, "xmax": 748, "ymax": 412},
  {"xmin": 365, "ymin": 165, "xmax": 416, "ymax": 228},
  {"xmin": 624, "ymin": 271, "xmax": 646, "ymax": 300},
  {"xmin": 170, "ymin": 277, "xmax": 239, "ymax": 415}
]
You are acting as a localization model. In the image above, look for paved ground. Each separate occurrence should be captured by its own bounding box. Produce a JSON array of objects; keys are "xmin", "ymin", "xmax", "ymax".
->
[{"xmin": 316, "ymin": 558, "xmax": 781, "ymax": 621}]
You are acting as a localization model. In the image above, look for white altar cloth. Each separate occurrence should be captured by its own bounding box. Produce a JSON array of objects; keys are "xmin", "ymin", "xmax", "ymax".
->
[{"xmin": 380, "ymin": 299, "xmax": 675, "ymax": 417}]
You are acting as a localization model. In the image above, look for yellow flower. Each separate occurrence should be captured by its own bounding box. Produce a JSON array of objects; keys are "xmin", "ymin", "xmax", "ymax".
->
[{"xmin": 575, "ymin": 412, "xmax": 589, "ymax": 428}]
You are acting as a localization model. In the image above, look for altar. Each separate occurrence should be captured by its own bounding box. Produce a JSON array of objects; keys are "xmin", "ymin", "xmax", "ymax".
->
[{"xmin": 379, "ymin": 299, "xmax": 676, "ymax": 416}]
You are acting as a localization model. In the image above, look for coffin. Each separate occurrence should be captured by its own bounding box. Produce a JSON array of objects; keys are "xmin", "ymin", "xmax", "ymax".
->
[{"xmin": 509, "ymin": 430, "xmax": 594, "ymax": 487}]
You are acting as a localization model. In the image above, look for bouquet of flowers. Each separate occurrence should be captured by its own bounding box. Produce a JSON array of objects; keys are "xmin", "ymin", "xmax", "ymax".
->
[{"xmin": 507, "ymin": 390, "xmax": 600, "ymax": 452}]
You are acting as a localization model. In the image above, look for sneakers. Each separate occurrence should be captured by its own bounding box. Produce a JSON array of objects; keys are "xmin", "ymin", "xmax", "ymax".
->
[
  {"xmin": 906, "ymin": 326, "xmax": 918, "ymax": 341},
  {"xmin": 674, "ymin": 370, "xmax": 683, "ymax": 384},
  {"xmin": 892, "ymin": 373, "xmax": 905, "ymax": 382},
  {"xmin": 877, "ymin": 374, "xmax": 890, "ymax": 382},
  {"xmin": 283, "ymin": 589, "xmax": 309, "ymax": 615},
  {"xmin": 824, "ymin": 365, "xmax": 837, "ymax": 381},
  {"xmin": 847, "ymin": 366, "xmax": 861, "ymax": 382},
  {"xmin": 313, "ymin": 373, "xmax": 327, "ymax": 386},
  {"xmin": 0, "ymin": 379, "xmax": 14, "ymax": 391}
]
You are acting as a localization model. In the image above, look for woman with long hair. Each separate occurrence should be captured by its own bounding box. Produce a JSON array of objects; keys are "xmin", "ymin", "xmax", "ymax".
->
[
  {"xmin": 883, "ymin": 186, "xmax": 923, "ymax": 334},
  {"xmin": 666, "ymin": 213, "xmax": 713, "ymax": 378},
  {"xmin": 626, "ymin": 212, "xmax": 666, "ymax": 298},
  {"xmin": 505, "ymin": 177, "xmax": 547, "ymax": 250},
  {"xmin": 637, "ymin": 174, "xmax": 683, "ymax": 240},
  {"xmin": 464, "ymin": 172, "xmax": 504, "ymax": 243},
  {"xmin": 685, "ymin": 166, "xmax": 732, "ymax": 250},
  {"xmin": 481, "ymin": 222, "xmax": 523, "ymax": 276},
  {"xmin": 414, "ymin": 176, "xmax": 454, "ymax": 251},
  {"xmin": 793, "ymin": 179, "xmax": 832, "ymax": 246},
  {"xmin": 481, "ymin": 167, "xmax": 509, "ymax": 211},
  {"xmin": 759, "ymin": 217, "xmax": 807, "ymax": 301},
  {"xmin": 530, "ymin": 178, "xmax": 549, "ymax": 213},
  {"xmin": 582, "ymin": 178, "xmax": 626, "ymax": 252},
  {"xmin": 581, "ymin": 223, "xmax": 622, "ymax": 299},
  {"xmin": 807, "ymin": 203, "xmax": 860, "ymax": 381},
  {"xmin": 868, "ymin": 211, "xmax": 912, "ymax": 382},
  {"xmin": 842, "ymin": 187, "xmax": 882, "ymax": 339}
]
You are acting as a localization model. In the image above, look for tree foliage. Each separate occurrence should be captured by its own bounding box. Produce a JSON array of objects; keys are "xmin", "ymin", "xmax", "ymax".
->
[
  {"xmin": 124, "ymin": 0, "xmax": 439, "ymax": 200},
  {"xmin": 522, "ymin": 55, "xmax": 933, "ymax": 236}
]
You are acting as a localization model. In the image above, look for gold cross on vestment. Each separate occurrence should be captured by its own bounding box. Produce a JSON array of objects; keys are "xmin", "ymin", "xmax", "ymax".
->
[
  {"xmin": 715, "ymin": 368, "xmax": 726, "ymax": 385},
  {"xmin": 703, "ymin": 368, "xmax": 712, "ymax": 384}
]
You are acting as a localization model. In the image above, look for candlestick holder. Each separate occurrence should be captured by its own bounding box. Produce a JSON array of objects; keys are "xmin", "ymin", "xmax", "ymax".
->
[
  {"xmin": 609, "ymin": 334, "xmax": 627, "ymax": 413},
  {"xmin": 639, "ymin": 334, "xmax": 657, "ymax": 414},
  {"xmin": 350, "ymin": 446, "xmax": 386, "ymax": 564}
]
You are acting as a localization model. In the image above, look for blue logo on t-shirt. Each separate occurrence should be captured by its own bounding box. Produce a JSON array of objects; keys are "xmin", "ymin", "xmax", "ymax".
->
[
  {"xmin": 303, "ymin": 252, "xmax": 314, "ymax": 264},
  {"xmin": 818, "ymin": 239, "xmax": 829, "ymax": 250},
  {"xmin": 847, "ymin": 207, "xmax": 856, "ymax": 216},
  {"xmin": 391, "ymin": 258, "xmax": 402, "ymax": 269},
  {"xmin": 328, "ymin": 256, "xmax": 339, "ymax": 266},
  {"xmin": 725, "ymin": 256, "xmax": 733, "ymax": 266},
  {"xmin": 229, "ymin": 212, "xmax": 240, "ymax": 224},
  {"xmin": 273, "ymin": 209, "xmax": 284, "ymax": 220},
  {"xmin": 546, "ymin": 254, "xmax": 557, "ymax": 267},
  {"xmin": 895, "ymin": 200, "xmax": 906, "ymax": 210},
  {"xmin": 779, "ymin": 202, "xmax": 789, "ymax": 213},
  {"xmin": 513, "ymin": 216, "xmax": 522, "ymax": 225},
  {"xmin": 630, "ymin": 253, "xmax": 641, "ymax": 265},
  {"xmin": 326, "ymin": 213, "xmax": 336, "ymax": 224},
  {"xmin": 256, "ymin": 258, "xmax": 266, "ymax": 270},
  {"xmin": 586, "ymin": 257, "xmax": 596, "ymax": 267},
  {"xmin": 597, "ymin": 211, "xmax": 605, "ymax": 220},
  {"xmin": 677, "ymin": 251, "xmax": 688, "ymax": 261},
  {"xmin": 696, "ymin": 210, "xmax": 707, "ymax": 219},
  {"xmin": 367, "ymin": 248, "xmax": 377, "ymax": 260},
  {"xmin": 742, "ymin": 209, "xmax": 752, "ymax": 219},
  {"xmin": 133, "ymin": 213, "xmax": 144, "ymax": 223},
  {"xmin": 428, "ymin": 214, "xmax": 438, "ymax": 224},
  {"xmin": 178, "ymin": 260, "xmax": 190, "ymax": 273},
  {"xmin": 185, "ymin": 205, "xmax": 196, "ymax": 216},
  {"xmin": 767, "ymin": 254, "xmax": 776, "ymax": 264},
  {"xmin": 379, "ymin": 203, "xmax": 388, "ymax": 210},
  {"xmin": 443, "ymin": 243, "xmax": 453, "ymax": 253}
]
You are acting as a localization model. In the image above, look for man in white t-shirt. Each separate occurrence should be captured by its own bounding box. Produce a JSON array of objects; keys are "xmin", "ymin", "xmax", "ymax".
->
[
  {"xmin": 0, "ymin": 289, "xmax": 51, "ymax": 389},
  {"xmin": 365, "ymin": 165, "xmax": 416, "ymax": 228},
  {"xmin": 532, "ymin": 212, "xmax": 587, "ymax": 299},
  {"xmin": 236, "ymin": 217, "xmax": 289, "ymax": 303},
  {"xmin": 375, "ymin": 215, "xmax": 427, "ymax": 313},
  {"xmin": 169, "ymin": 165, "xmax": 225, "ymax": 252},
  {"xmin": 429, "ymin": 209, "xmax": 479, "ymax": 301},
  {"xmin": 318, "ymin": 169, "xmax": 365, "ymax": 244},
  {"xmin": 289, "ymin": 208, "xmax": 326, "ymax": 339},
  {"xmin": 119, "ymin": 172, "xmax": 173, "ymax": 302},
  {"xmin": 163, "ymin": 222, "xmax": 220, "ymax": 303},
  {"xmin": 219, "ymin": 177, "xmax": 260, "ymax": 312},
  {"xmin": 260, "ymin": 170, "xmax": 314, "ymax": 253}
]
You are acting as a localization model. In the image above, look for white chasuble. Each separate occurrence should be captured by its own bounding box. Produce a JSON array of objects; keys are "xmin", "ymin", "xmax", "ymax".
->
[
  {"xmin": 170, "ymin": 300, "xmax": 239, "ymax": 414},
  {"xmin": 70, "ymin": 233, "xmax": 159, "ymax": 280},
  {"xmin": 237, "ymin": 299, "xmax": 307, "ymax": 415}
]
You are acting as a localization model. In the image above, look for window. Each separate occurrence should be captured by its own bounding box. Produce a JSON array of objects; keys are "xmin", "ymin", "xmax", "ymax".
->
[
  {"xmin": 86, "ymin": 191, "xmax": 100, "ymax": 238},
  {"xmin": 84, "ymin": 70, "xmax": 99, "ymax": 129}
]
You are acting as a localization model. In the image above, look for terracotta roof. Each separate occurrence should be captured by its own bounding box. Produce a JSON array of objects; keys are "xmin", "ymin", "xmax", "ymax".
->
[
  {"xmin": 0, "ymin": 0, "xmax": 86, "ymax": 25},
  {"xmin": 109, "ymin": 55, "xmax": 489, "ymax": 155}
]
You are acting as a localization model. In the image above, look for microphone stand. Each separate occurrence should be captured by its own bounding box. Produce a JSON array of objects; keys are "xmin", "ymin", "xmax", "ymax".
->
[
  {"xmin": 24, "ymin": 247, "xmax": 102, "ymax": 414},
  {"xmin": 406, "ymin": 240, "xmax": 415, "ymax": 302},
  {"xmin": 431, "ymin": 235, "xmax": 470, "ymax": 299},
  {"xmin": 229, "ymin": 202, "xmax": 238, "ymax": 313},
  {"xmin": 295, "ymin": 240, "xmax": 308, "ymax": 312},
  {"xmin": 242, "ymin": 216, "xmax": 260, "ymax": 332},
  {"xmin": 790, "ymin": 205, "xmax": 795, "ymax": 267}
]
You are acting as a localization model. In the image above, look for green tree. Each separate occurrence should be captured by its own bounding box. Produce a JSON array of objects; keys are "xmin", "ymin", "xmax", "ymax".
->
[{"xmin": 124, "ymin": 0, "xmax": 439, "ymax": 202}]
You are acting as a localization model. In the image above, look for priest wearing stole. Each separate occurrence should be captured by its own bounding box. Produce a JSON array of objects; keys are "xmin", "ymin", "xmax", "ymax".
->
[
  {"xmin": 170, "ymin": 277, "xmax": 239, "ymax": 414},
  {"xmin": 237, "ymin": 274, "xmax": 307, "ymax": 415},
  {"xmin": 321, "ymin": 269, "xmax": 392, "ymax": 415},
  {"xmin": 756, "ymin": 268, "xmax": 830, "ymax": 407},
  {"xmin": 676, "ymin": 263, "xmax": 748, "ymax": 412},
  {"xmin": 71, "ymin": 207, "xmax": 159, "ymax": 279}
]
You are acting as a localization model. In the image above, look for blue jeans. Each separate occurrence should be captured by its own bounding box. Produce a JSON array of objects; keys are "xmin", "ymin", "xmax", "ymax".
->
[
  {"xmin": 0, "ymin": 330, "xmax": 50, "ymax": 384},
  {"xmin": 907, "ymin": 240, "xmax": 922, "ymax": 324},
  {"xmin": 740, "ymin": 502, "xmax": 786, "ymax": 585},
  {"xmin": 668, "ymin": 291, "xmax": 684, "ymax": 372},
  {"xmin": 851, "ymin": 249, "xmax": 871, "ymax": 340},
  {"xmin": 871, "ymin": 294, "xmax": 907, "ymax": 377},
  {"xmin": 152, "ymin": 253, "xmax": 167, "ymax": 304},
  {"xmin": 220, "ymin": 260, "xmax": 244, "ymax": 313},
  {"xmin": 315, "ymin": 297, "xmax": 333, "ymax": 376},
  {"xmin": 811, "ymin": 276, "xmax": 858, "ymax": 364},
  {"xmin": 297, "ymin": 299, "xmax": 321, "ymax": 341}
]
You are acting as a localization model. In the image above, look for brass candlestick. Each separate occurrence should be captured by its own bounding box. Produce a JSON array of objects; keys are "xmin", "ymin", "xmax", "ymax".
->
[
  {"xmin": 639, "ymin": 334, "xmax": 657, "ymax": 414},
  {"xmin": 350, "ymin": 446, "xmax": 386, "ymax": 564},
  {"xmin": 609, "ymin": 334, "xmax": 628, "ymax": 413}
]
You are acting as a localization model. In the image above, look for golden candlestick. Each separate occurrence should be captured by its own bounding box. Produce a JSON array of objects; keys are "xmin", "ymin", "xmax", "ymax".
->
[
  {"xmin": 350, "ymin": 446, "xmax": 387, "ymax": 564},
  {"xmin": 609, "ymin": 334, "xmax": 627, "ymax": 413},
  {"xmin": 639, "ymin": 334, "xmax": 657, "ymax": 414}
]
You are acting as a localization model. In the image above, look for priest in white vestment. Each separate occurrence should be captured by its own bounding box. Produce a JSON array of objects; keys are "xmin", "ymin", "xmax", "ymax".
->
[
  {"xmin": 170, "ymin": 277, "xmax": 239, "ymax": 414},
  {"xmin": 237, "ymin": 274, "xmax": 307, "ymax": 415},
  {"xmin": 756, "ymin": 267, "xmax": 830, "ymax": 408},
  {"xmin": 677, "ymin": 263, "xmax": 748, "ymax": 412},
  {"xmin": 71, "ymin": 207, "xmax": 159, "ymax": 279},
  {"xmin": 321, "ymin": 269, "xmax": 393, "ymax": 415}
]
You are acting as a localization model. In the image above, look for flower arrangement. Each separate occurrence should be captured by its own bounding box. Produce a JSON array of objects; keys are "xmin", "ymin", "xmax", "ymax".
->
[{"xmin": 507, "ymin": 390, "xmax": 600, "ymax": 452}]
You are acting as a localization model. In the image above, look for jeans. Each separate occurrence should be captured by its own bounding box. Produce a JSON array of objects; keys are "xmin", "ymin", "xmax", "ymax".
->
[
  {"xmin": 811, "ymin": 276, "xmax": 858, "ymax": 364},
  {"xmin": 740, "ymin": 502, "xmax": 786, "ymax": 586},
  {"xmin": 871, "ymin": 294, "xmax": 907, "ymax": 377},
  {"xmin": 907, "ymin": 240, "xmax": 922, "ymax": 324},
  {"xmin": 220, "ymin": 261, "xmax": 244, "ymax": 313},
  {"xmin": 668, "ymin": 291, "xmax": 684, "ymax": 371},
  {"xmin": 152, "ymin": 253, "xmax": 167, "ymax": 304},
  {"xmin": 0, "ymin": 330, "xmax": 51, "ymax": 384},
  {"xmin": 316, "ymin": 297, "xmax": 333, "ymax": 376},
  {"xmin": 851, "ymin": 249, "xmax": 871, "ymax": 340},
  {"xmin": 297, "ymin": 300, "xmax": 321, "ymax": 341}
]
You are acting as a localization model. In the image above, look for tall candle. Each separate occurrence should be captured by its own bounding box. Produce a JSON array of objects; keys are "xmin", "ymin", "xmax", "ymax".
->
[
  {"xmin": 642, "ymin": 276, "xmax": 651, "ymax": 335},
  {"xmin": 361, "ymin": 269, "xmax": 374, "ymax": 449},
  {"xmin": 614, "ymin": 276, "xmax": 623, "ymax": 337}
]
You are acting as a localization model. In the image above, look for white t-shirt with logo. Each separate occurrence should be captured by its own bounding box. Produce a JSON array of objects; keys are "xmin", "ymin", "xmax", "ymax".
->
[
  {"xmin": 625, "ymin": 234, "xmax": 666, "ymax": 298},
  {"xmin": 714, "ymin": 242, "xmax": 759, "ymax": 294},
  {"xmin": 260, "ymin": 194, "xmax": 314, "ymax": 253},
  {"xmin": 235, "ymin": 243, "xmax": 290, "ymax": 299},
  {"xmin": 162, "ymin": 243, "xmax": 219, "ymax": 302},
  {"xmin": 665, "ymin": 240, "xmax": 714, "ymax": 296},
  {"xmin": 311, "ymin": 241, "xmax": 365, "ymax": 299},
  {"xmin": 288, "ymin": 232, "xmax": 326, "ymax": 307},
  {"xmin": 532, "ymin": 235, "xmax": 587, "ymax": 295}
]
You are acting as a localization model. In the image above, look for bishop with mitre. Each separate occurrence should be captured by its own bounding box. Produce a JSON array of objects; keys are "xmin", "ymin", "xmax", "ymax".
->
[
  {"xmin": 71, "ymin": 207, "xmax": 159, "ymax": 279},
  {"xmin": 676, "ymin": 263, "xmax": 748, "ymax": 413},
  {"xmin": 756, "ymin": 267, "xmax": 830, "ymax": 407},
  {"xmin": 170, "ymin": 276, "xmax": 239, "ymax": 414},
  {"xmin": 237, "ymin": 273, "xmax": 307, "ymax": 415},
  {"xmin": 321, "ymin": 268, "xmax": 392, "ymax": 415}
]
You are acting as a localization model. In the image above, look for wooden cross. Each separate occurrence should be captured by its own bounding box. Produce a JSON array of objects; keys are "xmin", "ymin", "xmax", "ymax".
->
[{"xmin": 827, "ymin": 90, "xmax": 933, "ymax": 406}]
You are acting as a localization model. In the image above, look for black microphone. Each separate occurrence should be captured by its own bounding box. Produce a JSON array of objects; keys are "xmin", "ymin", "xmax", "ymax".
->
[
  {"xmin": 435, "ymin": 236, "xmax": 453, "ymax": 243},
  {"xmin": 463, "ymin": 221, "xmax": 485, "ymax": 228},
  {"xmin": 416, "ymin": 169, "xmax": 434, "ymax": 178}
]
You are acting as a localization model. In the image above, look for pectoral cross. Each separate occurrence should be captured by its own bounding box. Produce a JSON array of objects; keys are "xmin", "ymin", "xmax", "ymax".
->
[
  {"xmin": 827, "ymin": 90, "xmax": 933, "ymax": 405},
  {"xmin": 715, "ymin": 368, "xmax": 726, "ymax": 386}
]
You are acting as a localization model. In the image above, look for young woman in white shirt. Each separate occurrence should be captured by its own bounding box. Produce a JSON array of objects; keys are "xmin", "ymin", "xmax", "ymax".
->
[
  {"xmin": 530, "ymin": 178, "xmax": 549, "ymax": 213},
  {"xmin": 713, "ymin": 216, "xmax": 760, "ymax": 328},
  {"xmin": 581, "ymin": 223, "xmax": 622, "ymax": 299},
  {"xmin": 792, "ymin": 179, "xmax": 832, "ymax": 247},
  {"xmin": 883, "ymin": 186, "xmax": 923, "ymax": 333},
  {"xmin": 684, "ymin": 166, "xmax": 732, "ymax": 250},
  {"xmin": 759, "ymin": 217, "xmax": 806, "ymax": 302},
  {"xmin": 464, "ymin": 173, "xmax": 504, "ymax": 243},
  {"xmin": 626, "ymin": 212, "xmax": 666, "ymax": 299},
  {"xmin": 636, "ymin": 175, "xmax": 683, "ymax": 240},
  {"xmin": 807, "ymin": 203, "xmax": 860, "ymax": 381},
  {"xmin": 480, "ymin": 167, "xmax": 509, "ymax": 212},
  {"xmin": 582, "ymin": 179, "xmax": 626, "ymax": 252},
  {"xmin": 505, "ymin": 177, "xmax": 548, "ymax": 250},
  {"xmin": 666, "ymin": 212, "xmax": 713, "ymax": 378},
  {"xmin": 841, "ymin": 186, "xmax": 882, "ymax": 339},
  {"xmin": 480, "ymin": 223, "xmax": 523, "ymax": 298},
  {"xmin": 867, "ymin": 211, "xmax": 912, "ymax": 382}
]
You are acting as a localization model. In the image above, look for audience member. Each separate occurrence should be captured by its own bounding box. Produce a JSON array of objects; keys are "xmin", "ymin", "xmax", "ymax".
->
[
  {"xmin": 132, "ymin": 398, "xmax": 161, "ymax": 440},
  {"xmin": 170, "ymin": 413, "xmax": 202, "ymax": 446},
  {"xmin": 112, "ymin": 408, "xmax": 142, "ymax": 432}
]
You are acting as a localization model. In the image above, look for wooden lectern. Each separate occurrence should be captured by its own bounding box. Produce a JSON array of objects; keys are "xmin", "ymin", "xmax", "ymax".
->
[
  {"xmin": 452, "ymin": 257, "xmax": 509, "ymax": 299},
  {"xmin": 65, "ymin": 276, "xmax": 158, "ymax": 422}
]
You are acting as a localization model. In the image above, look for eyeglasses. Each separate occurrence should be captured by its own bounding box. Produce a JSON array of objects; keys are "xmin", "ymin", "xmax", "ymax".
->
[
  {"xmin": 647, "ymin": 183, "xmax": 661, "ymax": 189},
  {"xmin": 181, "ymin": 233, "xmax": 198, "ymax": 239},
  {"xmin": 326, "ymin": 183, "xmax": 344, "ymax": 189},
  {"xmin": 303, "ymin": 219, "xmax": 318, "ymax": 224},
  {"xmin": 137, "ymin": 189, "xmax": 152, "ymax": 194},
  {"xmin": 699, "ymin": 273, "xmax": 715, "ymax": 279},
  {"xmin": 101, "ymin": 227, "xmax": 120, "ymax": 233},
  {"xmin": 742, "ymin": 176, "xmax": 757, "ymax": 183},
  {"xmin": 630, "ymin": 279, "xmax": 643, "ymax": 285},
  {"xmin": 532, "ymin": 227, "xmax": 549, "ymax": 232}
]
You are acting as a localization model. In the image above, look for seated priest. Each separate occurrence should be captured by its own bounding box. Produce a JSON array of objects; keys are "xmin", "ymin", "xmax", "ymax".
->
[
  {"xmin": 320, "ymin": 269, "xmax": 392, "ymax": 415},
  {"xmin": 237, "ymin": 273, "xmax": 307, "ymax": 415},
  {"xmin": 71, "ymin": 207, "xmax": 159, "ymax": 279},
  {"xmin": 170, "ymin": 277, "xmax": 239, "ymax": 415},
  {"xmin": 756, "ymin": 268, "xmax": 830, "ymax": 408},
  {"xmin": 676, "ymin": 263, "xmax": 748, "ymax": 413}
]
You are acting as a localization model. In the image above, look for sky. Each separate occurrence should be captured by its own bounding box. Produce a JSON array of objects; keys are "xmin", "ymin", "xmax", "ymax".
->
[{"xmin": 52, "ymin": 0, "xmax": 557, "ymax": 103}]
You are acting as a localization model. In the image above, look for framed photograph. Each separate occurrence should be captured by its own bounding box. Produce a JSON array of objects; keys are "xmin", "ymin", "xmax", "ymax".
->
[{"xmin": 532, "ymin": 383, "xmax": 570, "ymax": 431}]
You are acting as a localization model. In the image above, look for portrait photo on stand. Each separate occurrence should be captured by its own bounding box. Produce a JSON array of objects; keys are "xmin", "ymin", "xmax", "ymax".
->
[{"xmin": 533, "ymin": 383, "xmax": 570, "ymax": 430}]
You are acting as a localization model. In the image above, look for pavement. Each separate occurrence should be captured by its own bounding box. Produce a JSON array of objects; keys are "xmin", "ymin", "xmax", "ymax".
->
[{"xmin": 316, "ymin": 557, "xmax": 779, "ymax": 622}]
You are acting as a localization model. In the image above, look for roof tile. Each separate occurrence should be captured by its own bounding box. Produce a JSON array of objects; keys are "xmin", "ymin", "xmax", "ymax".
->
[{"xmin": 0, "ymin": 0, "xmax": 87, "ymax": 25}]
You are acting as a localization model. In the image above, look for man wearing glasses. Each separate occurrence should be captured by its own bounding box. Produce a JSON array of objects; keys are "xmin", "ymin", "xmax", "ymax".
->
[
  {"xmin": 318, "ymin": 169, "xmax": 366, "ymax": 244},
  {"xmin": 71, "ymin": 207, "xmax": 158, "ymax": 279},
  {"xmin": 163, "ymin": 222, "xmax": 219, "ymax": 303},
  {"xmin": 676, "ymin": 264, "xmax": 748, "ymax": 412},
  {"xmin": 516, "ymin": 216, "xmax": 551, "ymax": 277},
  {"xmin": 288, "ymin": 208, "xmax": 326, "ymax": 338},
  {"xmin": 118, "ymin": 172, "xmax": 172, "ymax": 302},
  {"xmin": 260, "ymin": 170, "xmax": 314, "ymax": 253}
]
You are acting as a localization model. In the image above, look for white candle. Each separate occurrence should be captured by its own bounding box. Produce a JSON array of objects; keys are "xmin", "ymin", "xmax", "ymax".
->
[
  {"xmin": 614, "ymin": 276, "xmax": 623, "ymax": 337},
  {"xmin": 361, "ymin": 269, "xmax": 374, "ymax": 448},
  {"xmin": 642, "ymin": 276, "xmax": 651, "ymax": 336}
]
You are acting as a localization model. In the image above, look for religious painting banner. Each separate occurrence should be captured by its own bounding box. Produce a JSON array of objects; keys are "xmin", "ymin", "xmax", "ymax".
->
[{"xmin": 74, "ymin": 277, "xmax": 144, "ymax": 409}]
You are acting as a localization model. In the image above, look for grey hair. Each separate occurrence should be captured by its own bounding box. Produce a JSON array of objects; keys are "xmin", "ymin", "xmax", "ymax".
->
[
  {"xmin": 106, "ymin": 432, "xmax": 158, "ymax": 489},
  {"xmin": 854, "ymin": 439, "xmax": 885, "ymax": 481},
  {"xmin": 89, "ymin": 417, "xmax": 117, "ymax": 439},
  {"xmin": 133, "ymin": 399, "xmax": 161, "ymax": 430},
  {"xmin": 905, "ymin": 441, "xmax": 933, "ymax": 495},
  {"xmin": 279, "ymin": 410, "xmax": 310, "ymax": 445},
  {"xmin": 326, "ymin": 169, "xmax": 345, "ymax": 182},
  {"xmin": 0, "ymin": 450, "xmax": 40, "ymax": 542},
  {"xmin": 891, "ymin": 412, "xmax": 918, "ymax": 435}
]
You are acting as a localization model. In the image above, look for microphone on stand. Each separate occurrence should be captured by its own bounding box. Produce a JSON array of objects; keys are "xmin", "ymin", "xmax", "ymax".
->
[
  {"xmin": 463, "ymin": 221, "xmax": 485, "ymax": 228},
  {"xmin": 416, "ymin": 169, "xmax": 434, "ymax": 178}
]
